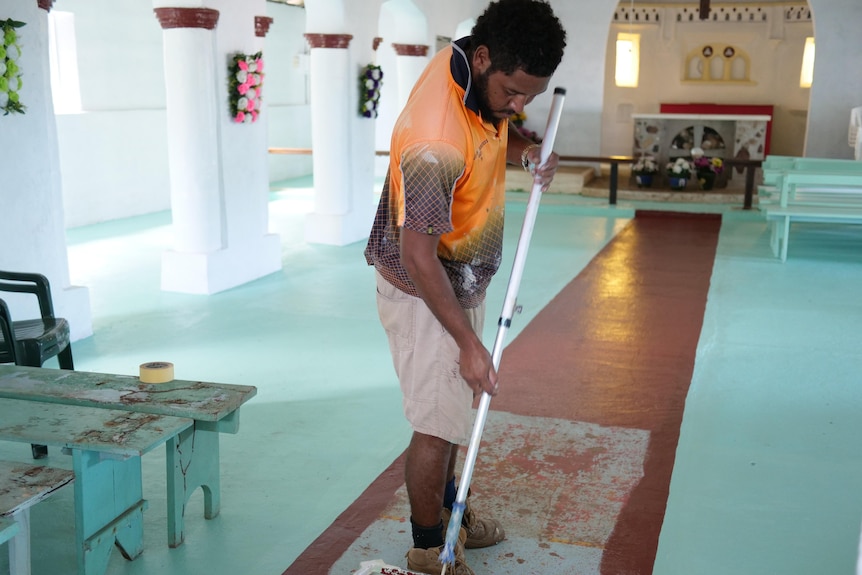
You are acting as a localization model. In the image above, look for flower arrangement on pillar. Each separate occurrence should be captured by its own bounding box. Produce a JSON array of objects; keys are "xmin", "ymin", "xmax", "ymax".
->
[
  {"xmin": 631, "ymin": 156, "xmax": 658, "ymax": 188},
  {"xmin": 228, "ymin": 52, "xmax": 264, "ymax": 123},
  {"xmin": 0, "ymin": 18, "xmax": 26, "ymax": 116},
  {"xmin": 359, "ymin": 64, "xmax": 383, "ymax": 118}
]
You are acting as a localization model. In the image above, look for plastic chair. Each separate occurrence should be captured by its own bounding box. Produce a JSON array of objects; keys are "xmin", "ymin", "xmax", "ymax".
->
[{"xmin": 0, "ymin": 270, "xmax": 75, "ymax": 459}]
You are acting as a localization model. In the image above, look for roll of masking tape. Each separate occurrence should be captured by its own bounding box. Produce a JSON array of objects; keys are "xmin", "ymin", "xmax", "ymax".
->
[{"xmin": 139, "ymin": 362, "xmax": 175, "ymax": 384}]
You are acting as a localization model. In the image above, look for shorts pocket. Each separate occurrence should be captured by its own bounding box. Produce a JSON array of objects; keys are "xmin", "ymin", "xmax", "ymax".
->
[{"xmin": 376, "ymin": 278, "xmax": 415, "ymax": 351}]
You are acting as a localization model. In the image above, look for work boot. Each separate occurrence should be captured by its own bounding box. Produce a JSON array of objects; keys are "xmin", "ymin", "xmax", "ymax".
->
[
  {"xmin": 406, "ymin": 526, "xmax": 474, "ymax": 575},
  {"xmin": 442, "ymin": 502, "xmax": 506, "ymax": 549}
]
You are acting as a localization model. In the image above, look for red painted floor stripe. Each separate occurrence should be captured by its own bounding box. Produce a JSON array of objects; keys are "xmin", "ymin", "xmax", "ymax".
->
[
  {"xmin": 283, "ymin": 211, "xmax": 721, "ymax": 575},
  {"xmin": 494, "ymin": 211, "xmax": 721, "ymax": 574}
]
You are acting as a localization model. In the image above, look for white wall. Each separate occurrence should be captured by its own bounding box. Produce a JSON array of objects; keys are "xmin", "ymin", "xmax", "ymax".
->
[
  {"xmin": 806, "ymin": 0, "xmax": 862, "ymax": 158},
  {"xmin": 602, "ymin": 6, "xmax": 814, "ymax": 157},
  {"xmin": 265, "ymin": 3, "xmax": 313, "ymax": 181}
]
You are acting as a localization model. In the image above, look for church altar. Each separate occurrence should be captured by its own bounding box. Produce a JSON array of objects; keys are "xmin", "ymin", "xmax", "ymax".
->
[
  {"xmin": 633, "ymin": 112, "xmax": 771, "ymax": 169},
  {"xmin": 632, "ymin": 104, "xmax": 773, "ymax": 173}
]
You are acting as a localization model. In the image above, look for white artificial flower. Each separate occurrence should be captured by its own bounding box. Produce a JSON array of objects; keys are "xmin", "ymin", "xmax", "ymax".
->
[
  {"xmin": 366, "ymin": 79, "xmax": 375, "ymax": 90},
  {"xmin": 254, "ymin": 98, "xmax": 261, "ymax": 110},
  {"xmin": 248, "ymin": 61, "xmax": 257, "ymax": 73},
  {"xmin": 253, "ymin": 74, "xmax": 261, "ymax": 85},
  {"xmin": 0, "ymin": 61, "xmax": 5, "ymax": 77},
  {"xmin": 237, "ymin": 97, "xmax": 248, "ymax": 111},
  {"xmin": 236, "ymin": 70, "xmax": 248, "ymax": 83},
  {"xmin": 0, "ymin": 91, "xmax": 7, "ymax": 107},
  {"xmin": 7, "ymin": 44, "xmax": 19, "ymax": 61}
]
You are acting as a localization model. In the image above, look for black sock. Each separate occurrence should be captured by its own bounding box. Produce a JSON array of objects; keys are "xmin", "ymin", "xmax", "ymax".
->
[
  {"xmin": 443, "ymin": 477, "xmax": 457, "ymax": 511},
  {"xmin": 411, "ymin": 518, "xmax": 444, "ymax": 549}
]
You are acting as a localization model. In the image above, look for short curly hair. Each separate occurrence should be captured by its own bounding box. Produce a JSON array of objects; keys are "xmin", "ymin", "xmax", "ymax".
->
[{"xmin": 471, "ymin": 0, "xmax": 567, "ymax": 78}]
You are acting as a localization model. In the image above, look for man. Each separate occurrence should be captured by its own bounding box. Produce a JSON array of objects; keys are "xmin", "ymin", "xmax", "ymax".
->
[{"xmin": 364, "ymin": 1, "xmax": 567, "ymax": 573}]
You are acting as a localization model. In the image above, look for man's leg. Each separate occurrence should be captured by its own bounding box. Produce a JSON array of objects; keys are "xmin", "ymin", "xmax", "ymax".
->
[
  {"xmin": 405, "ymin": 431, "xmax": 452, "ymax": 529},
  {"xmin": 405, "ymin": 433, "xmax": 474, "ymax": 575}
]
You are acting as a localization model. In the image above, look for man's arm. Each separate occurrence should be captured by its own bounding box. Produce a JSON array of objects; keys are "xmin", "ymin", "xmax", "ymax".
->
[{"xmin": 400, "ymin": 228, "xmax": 498, "ymax": 398}]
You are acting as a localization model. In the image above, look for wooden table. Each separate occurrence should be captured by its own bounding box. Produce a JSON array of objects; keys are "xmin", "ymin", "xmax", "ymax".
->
[
  {"xmin": 0, "ymin": 365, "xmax": 258, "ymax": 548},
  {"xmin": 0, "ymin": 398, "xmax": 192, "ymax": 575}
]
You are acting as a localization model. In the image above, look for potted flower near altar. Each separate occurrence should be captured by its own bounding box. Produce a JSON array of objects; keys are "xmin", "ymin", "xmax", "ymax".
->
[
  {"xmin": 665, "ymin": 157, "xmax": 692, "ymax": 190},
  {"xmin": 691, "ymin": 147, "xmax": 724, "ymax": 190},
  {"xmin": 631, "ymin": 156, "xmax": 658, "ymax": 188}
]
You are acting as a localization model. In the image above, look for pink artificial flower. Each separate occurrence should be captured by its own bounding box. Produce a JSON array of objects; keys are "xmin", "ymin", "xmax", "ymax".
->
[
  {"xmin": 238, "ymin": 60, "xmax": 249, "ymax": 71},
  {"xmin": 235, "ymin": 111, "xmax": 246, "ymax": 123},
  {"xmin": 251, "ymin": 110, "xmax": 259, "ymax": 123},
  {"xmin": 256, "ymin": 59, "xmax": 264, "ymax": 72},
  {"xmin": 246, "ymin": 98, "xmax": 255, "ymax": 112},
  {"xmin": 255, "ymin": 87, "xmax": 261, "ymax": 98},
  {"xmin": 238, "ymin": 83, "xmax": 249, "ymax": 95}
]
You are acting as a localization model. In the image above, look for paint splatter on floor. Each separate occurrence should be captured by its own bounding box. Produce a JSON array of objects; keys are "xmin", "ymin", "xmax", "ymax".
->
[{"xmin": 331, "ymin": 412, "xmax": 649, "ymax": 574}]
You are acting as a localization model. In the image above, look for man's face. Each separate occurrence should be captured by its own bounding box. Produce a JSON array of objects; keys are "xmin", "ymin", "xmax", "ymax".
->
[{"xmin": 472, "ymin": 46, "xmax": 550, "ymax": 122}]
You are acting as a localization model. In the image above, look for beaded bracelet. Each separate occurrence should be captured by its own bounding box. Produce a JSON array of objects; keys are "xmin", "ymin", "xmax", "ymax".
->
[{"xmin": 520, "ymin": 143, "xmax": 541, "ymax": 171}]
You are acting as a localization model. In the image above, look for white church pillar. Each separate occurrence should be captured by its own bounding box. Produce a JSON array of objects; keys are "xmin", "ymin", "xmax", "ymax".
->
[
  {"xmin": 392, "ymin": 43, "xmax": 429, "ymax": 110},
  {"xmin": 154, "ymin": 8, "xmax": 222, "ymax": 258},
  {"xmin": 303, "ymin": 33, "xmax": 371, "ymax": 246},
  {"xmin": 153, "ymin": 5, "xmax": 281, "ymax": 294},
  {"xmin": 0, "ymin": 0, "xmax": 92, "ymax": 341}
]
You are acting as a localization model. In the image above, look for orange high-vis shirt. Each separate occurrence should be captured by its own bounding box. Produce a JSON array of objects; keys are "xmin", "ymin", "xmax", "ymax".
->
[{"xmin": 364, "ymin": 40, "xmax": 509, "ymax": 309}]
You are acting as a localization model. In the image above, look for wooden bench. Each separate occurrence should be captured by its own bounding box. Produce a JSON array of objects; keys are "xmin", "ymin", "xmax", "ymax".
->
[
  {"xmin": 0, "ymin": 516, "xmax": 18, "ymax": 546},
  {"xmin": 0, "ymin": 364, "xmax": 257, "ymax": 548},
  {"xmin": 759, "ymin": 157, "xmax": 862, "ymax": 208},
  {"xmin": 1, "ymin": 461, "xmax": 75, "ymax": 575},
  {"xmin": 755, "ymin": 156, "xmax": 862, "ymax": 260},
  {"xmin": 766, "ymin": 205, "xmax": 862, "ymax": 262},
  {"xmin": 0, "ymin": 398, "xmax": 192, "ymax": 575}
]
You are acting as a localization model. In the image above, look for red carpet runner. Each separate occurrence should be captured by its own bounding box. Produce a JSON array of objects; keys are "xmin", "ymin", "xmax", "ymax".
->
[{"xmin": 284, "ymin": 211, "xmax": 722, "ymax": 575}]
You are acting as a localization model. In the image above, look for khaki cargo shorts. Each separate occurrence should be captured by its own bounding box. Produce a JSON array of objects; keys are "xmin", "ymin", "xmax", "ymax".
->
[{"xmin": 375, "ymin": 272, "xmax": 485, "ymax": 445}]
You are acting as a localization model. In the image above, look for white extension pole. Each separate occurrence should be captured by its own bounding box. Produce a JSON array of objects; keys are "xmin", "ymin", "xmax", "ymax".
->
[{"xmin": 440, "ymin": 87, "xmax": 566, "ymax": 570}]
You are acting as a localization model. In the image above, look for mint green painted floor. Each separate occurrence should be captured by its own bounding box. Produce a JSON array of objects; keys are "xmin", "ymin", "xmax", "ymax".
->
[{"xmin": 2, "ymin": 182, "xmax": 862, "ymax": 575}]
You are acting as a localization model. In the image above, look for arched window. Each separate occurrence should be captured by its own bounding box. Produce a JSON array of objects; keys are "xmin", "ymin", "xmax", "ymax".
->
[{"xmin": 684, "ymin": 44, "xmax": 752, "ymax": 84}]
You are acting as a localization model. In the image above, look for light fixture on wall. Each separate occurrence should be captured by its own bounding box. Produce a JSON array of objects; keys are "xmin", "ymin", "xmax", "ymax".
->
[
  {"xmin": 615, "ymin": 1, "xmax": 639, "ymax": 88},
  {"xmin": 615, "ymin": 32, "xmax": 640, "ymax": 88},
  {"xmin": 799, "ymin": 37, "xmax": 815, "ymax": 88}
]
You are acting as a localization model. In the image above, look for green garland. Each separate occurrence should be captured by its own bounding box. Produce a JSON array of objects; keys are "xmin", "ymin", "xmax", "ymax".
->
[{"xmin": 1, "ymin": 18, "xmax": 26, "ymax": 116}]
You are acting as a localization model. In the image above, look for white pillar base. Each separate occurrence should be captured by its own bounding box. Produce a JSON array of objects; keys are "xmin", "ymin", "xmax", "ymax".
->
[
  {"xmin": 304, "ymin": 207, "xmax": 374, "ymax": 247},
  {"xmin": 161, "ymin": 234, "xmax": 281, "ymax": 294},
  {"xmin": 59, "ymin": 286, "xmax": 93, "ymax": 342}
]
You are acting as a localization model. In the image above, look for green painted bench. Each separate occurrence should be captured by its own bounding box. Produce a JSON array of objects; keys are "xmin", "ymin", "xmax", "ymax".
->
[
  {"xmin": 755, "ymin": 157, "xmax": 862, "ymax": 260},
  {"xmin": 0, "ymin": 398, "xmax": 192, "ymax": 575},
  {"xmin": 758, "ymin": 157, "xmax": 862, "ymax": 208},
  {"xmin": 0, "ymin": 364, "xmax": 257, "ymax": 548},
  {"xmin": 1, "ymin": 461, "xmax": 75, "ymax": 575},
  {"xmin": 761, "ymin": 155, "xmax": 862, "ymax": 171},
  {"xmin": 0, "ymin": 516, "xmax": 18, "ymax": 546},
  {"xmin": 765, "ymin": 205, "xmax": 862, "ymax": 262}
]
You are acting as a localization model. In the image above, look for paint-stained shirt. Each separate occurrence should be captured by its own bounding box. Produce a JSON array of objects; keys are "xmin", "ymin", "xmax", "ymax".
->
[{"xmin": 364, "ymin": 38, "xmax": 508, "ymax": 309}]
